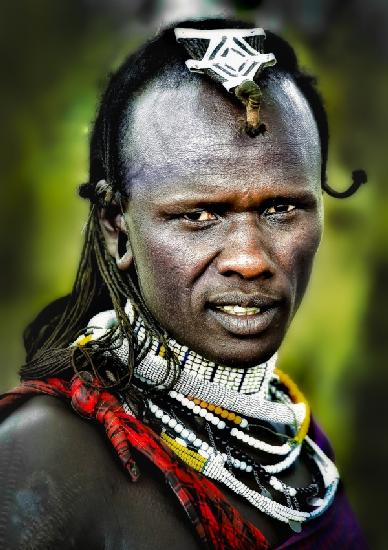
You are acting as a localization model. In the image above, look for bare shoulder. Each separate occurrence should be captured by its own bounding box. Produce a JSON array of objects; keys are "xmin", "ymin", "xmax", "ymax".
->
[
  {"xmin": 0, "ymin": 394, "xmax": 104, "ymax": 459},
  {"xmin": 0, "ymin": 395, "xmax": 109, "ymax": 479},
  {"xmin": 0, "ymin": 395, "xmax": 108, "ymax": 549},
  {"xmin": 0, "ymin": 395, "xmax": 199, "ymax": 550}
]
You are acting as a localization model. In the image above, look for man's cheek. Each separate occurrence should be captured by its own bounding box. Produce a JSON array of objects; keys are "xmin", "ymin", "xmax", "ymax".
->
[
  {"xmin": 138, "ymin": 252, "xmax": 192, "ymax": 309},
  {"xmin": 280, "ymin": 227, "xmax": 320, "ymax": 268},
  {"xmin": 291, "ymin": 244, "xmax": 318, "ymax": 303}
]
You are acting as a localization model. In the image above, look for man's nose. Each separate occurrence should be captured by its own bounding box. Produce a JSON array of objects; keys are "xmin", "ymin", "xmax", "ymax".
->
[{"xmin": 215, "ymin": 216, "xmax": 275, "ymax": 280}]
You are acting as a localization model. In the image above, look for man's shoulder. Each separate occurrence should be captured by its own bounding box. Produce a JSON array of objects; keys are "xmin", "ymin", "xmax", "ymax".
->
[
  {"xmin": 0, "ymin": 393, "xmax": 199, "ymax": 550},
  {"xmin": 0, "ymin": 394, "xmax": 111, "ymax": 549},
  {"xmin": 0, "ymin": 392, "xmax": 125, "ymax": 487},
  {"xmin": 1, "ymin": 394, "xmax": 99, "ymax": 460},
  {"xmin": 1, "ymin": 392, "xmax": 79, "ymax": 429}
]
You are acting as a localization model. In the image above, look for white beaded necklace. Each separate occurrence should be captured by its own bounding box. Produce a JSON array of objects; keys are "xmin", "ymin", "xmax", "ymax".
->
[
  {"xmin": 79, "ymin": 301, "xmax": 339, "ymax": 533},
  {"xmin": 82, "ymin": 302, "xmax": 306, "ymax": 427},
  {"xmin": 147, "ymin": 398, "xmax": 338, "ymax": 531},
  {"xmin": 169, "ymin": 390, "xmax": 294, "ymax": 456}
]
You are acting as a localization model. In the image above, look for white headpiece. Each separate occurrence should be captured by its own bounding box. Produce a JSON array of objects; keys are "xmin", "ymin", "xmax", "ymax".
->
[
  {"xmin": 174, "ymin": 27, "xmax": 276, "ymax": 91},
  {"xmin": 174, "ymin": 27, "xmax": 276, "ymax": 135}
]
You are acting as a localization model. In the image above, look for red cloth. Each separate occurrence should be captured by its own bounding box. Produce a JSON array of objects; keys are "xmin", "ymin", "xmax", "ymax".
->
[{"xmin": 0, "ymin": 376, "xmax": 269, "ymax": 550}]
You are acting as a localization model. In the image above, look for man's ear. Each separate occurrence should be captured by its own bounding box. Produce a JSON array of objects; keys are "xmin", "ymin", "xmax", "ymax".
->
[{"xmin": 98, "ymin": 207, "xmax": 133, "ymax": 271}]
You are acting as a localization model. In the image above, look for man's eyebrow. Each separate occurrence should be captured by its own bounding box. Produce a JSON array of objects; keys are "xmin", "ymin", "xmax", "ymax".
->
[{"xmin": 155, "ymin": 189, "xmax": 318, "ymax": 210}]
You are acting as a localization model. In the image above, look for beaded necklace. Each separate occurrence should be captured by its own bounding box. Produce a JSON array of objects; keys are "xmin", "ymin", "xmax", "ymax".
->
[
  {"xmin": 144, "ymin": 394, "xmax": 338, "ymax": 532},
  {"xmin": 76, "ymin": 301, "xmax": 339, "ymax": 533},
  {"xmin": 83, "ymin": 302, "xmax": 308, "ymax": 427}
]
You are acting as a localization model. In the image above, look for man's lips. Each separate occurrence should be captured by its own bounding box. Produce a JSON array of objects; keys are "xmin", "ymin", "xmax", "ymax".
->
[{"xmin": 206, "ymin": 292, "xmax": 283, "ymax": 336}]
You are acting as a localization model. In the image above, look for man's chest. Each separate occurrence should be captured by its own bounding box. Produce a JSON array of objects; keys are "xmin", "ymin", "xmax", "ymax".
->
[
  {"xmin": 93, "ymin": 451, "xmax": 311, "ymax": 549},
  {"xmin": 95, "ymin": 460, "xmax": 200, "ymax": 550}
]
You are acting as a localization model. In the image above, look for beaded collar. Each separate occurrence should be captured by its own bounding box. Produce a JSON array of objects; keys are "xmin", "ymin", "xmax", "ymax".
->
[
  {"xmin": 132, "ymin": 316, "xmax": 276, "ymax": 396},
  {"xmin": 78, "ymin": 301, "xmax": 306, "ymax": 426}
]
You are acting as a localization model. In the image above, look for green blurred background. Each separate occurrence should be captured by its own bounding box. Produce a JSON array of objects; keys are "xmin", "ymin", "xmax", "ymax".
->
[{"xmin": 0, "ymin": 0, "xmax": 386, "ymax": 547}]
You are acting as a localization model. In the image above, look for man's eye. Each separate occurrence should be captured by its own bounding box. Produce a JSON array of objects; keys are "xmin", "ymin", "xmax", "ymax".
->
[
  {"xmin": 265, "ymin": 204, "xmax": 296, "ymax": 215},
  {"xmin": 183, "ymin": 210, "xmax": 218, "ymax": 222}
]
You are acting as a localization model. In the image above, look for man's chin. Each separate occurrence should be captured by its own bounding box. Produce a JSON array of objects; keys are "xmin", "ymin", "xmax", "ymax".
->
[{"xmin": 191, "ymin": 332, "xmax": 285, "ymax": 368}]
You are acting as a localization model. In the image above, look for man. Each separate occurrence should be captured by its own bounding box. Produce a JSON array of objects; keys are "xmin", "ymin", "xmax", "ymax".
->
[{"xmin": 0, "ymin": 19, "xmax": 367, "ymax": 549}]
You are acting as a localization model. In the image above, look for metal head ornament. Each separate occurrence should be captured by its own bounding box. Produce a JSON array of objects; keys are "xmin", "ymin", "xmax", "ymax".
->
[{"xmin": 175, "ymin": 27, "xmax": 277, "ymax": 136}]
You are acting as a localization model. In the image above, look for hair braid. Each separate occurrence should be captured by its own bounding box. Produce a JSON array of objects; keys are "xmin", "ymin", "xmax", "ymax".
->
[{"xmin": 20, "ymin": 206, "xmax": 181, "ymax": 412}]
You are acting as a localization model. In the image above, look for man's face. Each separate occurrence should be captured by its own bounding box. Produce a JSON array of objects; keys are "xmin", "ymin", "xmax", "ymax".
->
[{"xmin": 121, "ymin": 73, "xmax": 323, "ymax": 367}]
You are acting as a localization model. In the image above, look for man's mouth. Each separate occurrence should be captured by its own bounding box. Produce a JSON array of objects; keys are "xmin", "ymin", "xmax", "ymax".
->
[
  {"xmin": 214, "ymin": 305, "xmax": 261, "ymax": 316},
  {"xmin": 206, "ymin": 292, "xmax": 283, "ymax": 336}
]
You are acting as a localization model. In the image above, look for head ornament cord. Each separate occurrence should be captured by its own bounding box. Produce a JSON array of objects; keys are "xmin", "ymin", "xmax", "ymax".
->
[{"xmin": 175, "ymin": 27, "xmax": 276, "ymax": 136}]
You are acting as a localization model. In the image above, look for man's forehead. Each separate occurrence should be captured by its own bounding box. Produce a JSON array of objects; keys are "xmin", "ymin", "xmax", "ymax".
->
[{"xmin": 121, "ymin": 72, "xmax": 321, "ymax": 190}]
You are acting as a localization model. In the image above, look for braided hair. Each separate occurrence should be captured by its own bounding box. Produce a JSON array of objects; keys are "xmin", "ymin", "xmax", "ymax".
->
[{"xmin": 20, "ymin": 18, "xmax": 366, "ymax": 404}]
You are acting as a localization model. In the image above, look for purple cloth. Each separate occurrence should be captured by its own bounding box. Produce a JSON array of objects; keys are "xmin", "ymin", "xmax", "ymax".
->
[{"xmin": 276, "ymin": 418, "xmax": 369, "ymax": 549}]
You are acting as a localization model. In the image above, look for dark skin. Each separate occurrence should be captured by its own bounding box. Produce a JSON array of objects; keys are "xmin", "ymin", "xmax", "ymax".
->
[
  {"xmin": 0, "ymin": 73, "xmax": 323, "ymax": 548},
  {"xmin": 112, "ymin": 72, "xmax": 323, "ymax": 367}
]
